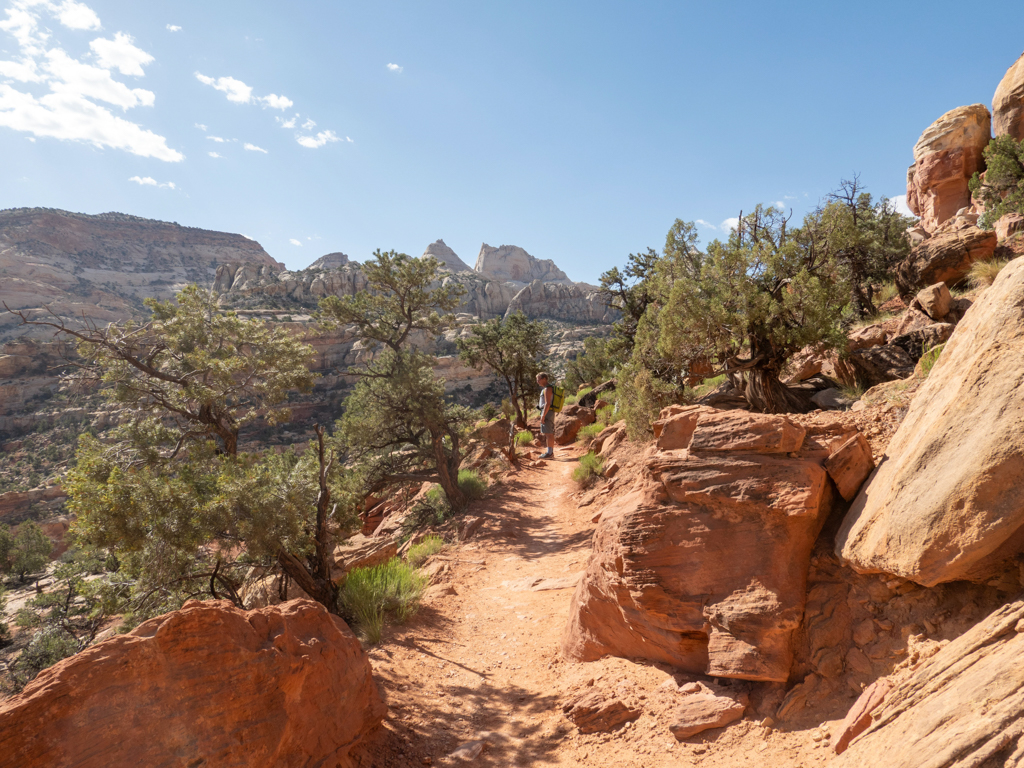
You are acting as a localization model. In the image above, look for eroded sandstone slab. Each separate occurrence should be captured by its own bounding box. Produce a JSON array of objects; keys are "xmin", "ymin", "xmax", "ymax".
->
[{"xmin": 0, "ymin": 599, "xmax": 386, "ymax": 768}]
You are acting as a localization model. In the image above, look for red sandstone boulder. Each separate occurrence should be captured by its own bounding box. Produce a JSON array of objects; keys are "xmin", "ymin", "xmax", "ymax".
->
[
  {"xmin": 906, "ymin": 105, "xmax": 991, "ymax": 233},
  {"xmin": 668, "ymin": 683, "xmax": 749, "ymax": 740},
  {"xmin": 832, "ymin": 600, "xmax": 1024, "ymax": 766},
  {"xmin": 996, "ymin": 212, "xmax": 1024, "ymax": 242},
  {"xmin": 562, "ymin": 411, "xmax": 831, "ymax": 682},
  {"xmin": 825, "ymin": 433, "xmax": 875, "ymax": 502},
  {"xmin": 895, "ymin": 226, "xmax": 997, "ymax": 295},
  {"xmin": 554, "ymin": 405, "xmax": 596, "ymax": 445},
  {"xmin": 654, "ymin": 407, "xmax": 805, "ymax": 454},
  {"xmin": 837, "ymin": 255, "xmax": 1024, "ymax": 586},
  {"xmin": 993, "ymin": 52, "xmax": 1024, "ymax": 141},
  {"xmin": 0, "ymin": 599, "xmax": 386, "ymax": 768},
  {"xmin": 915, "ymin": 282, "xmax": 952, "ymax": 320}
]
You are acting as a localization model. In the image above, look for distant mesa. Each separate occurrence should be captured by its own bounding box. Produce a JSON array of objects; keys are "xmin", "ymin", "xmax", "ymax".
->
[
  {"xmin": 422, "ymin": 239, "xmax": 473, "ymax": 273},
  {"xmin": 474, "ymin": 243, "xmax": 572, "ymax": 285},
  {"xmin": 305, "ymin": 252, "xmax": 351, "ymax": 271}
]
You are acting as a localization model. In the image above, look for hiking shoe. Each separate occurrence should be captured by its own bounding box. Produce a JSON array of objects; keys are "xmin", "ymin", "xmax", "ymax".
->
[{"xmin": 540, "ymin": 451, "xmax": 553, "ymax": 459}]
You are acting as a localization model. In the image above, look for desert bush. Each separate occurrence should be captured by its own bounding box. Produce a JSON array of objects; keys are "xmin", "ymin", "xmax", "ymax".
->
[
  {"xmin": 481, "ymin": 402, "xmax": 498, "ymax": 421},
  {"xmin": 457, "ymin": 469, "xmax": 487, "ymax": 500},
  {"xmin": 401, "ymin": 485, "xmax": 451, "ymax": 539},
  {"xmin": 968, "ymin": 258, "xmax": 1011, "ymax": 289},
  {"xmin": 618, "ymin": 364, "xmax": 678, "ymax": 441},
  {"xmin": 406, "ymin": 535, "xmax": 445, "ymax": 567},
  {"xmin": 564, "ymin": 386, "xmax": 592, "ymax": 406},
  {"xmin": 341, "ymin": 558, "xmax": 427, "ymax": 644},
  {"xmin": 578, "ymin": 423, "xmax": 605, "ymax": 443},
  {"xmin": 572, "ymin": 451, "xmax": 605, "ymax": 488},
  {"xmin": 515, "ymin": 430, "xmax": 534, "ymax": 446},
  {"xmin": 6, "ymin": 626, "xmax": 80, "ymax": 691}
]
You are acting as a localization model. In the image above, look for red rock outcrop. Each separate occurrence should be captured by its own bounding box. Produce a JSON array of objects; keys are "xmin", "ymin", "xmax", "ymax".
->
[
  {"xmin": 905, "ymin": 105, "xmax": 991, "ymax": 233},
  {"xmin": 894, "ymin": 226, "xmax": 997, "ymax": 295},
  {"xmin": 837, "ymin": 255, "xmax": 1024, "ymax": 586},
  {"xmin": 993, "ymin": 51, "xmax": 1024, "ymax": 141},
  {"xmin": 0, "ymin": 599, "xmax": 386, "ymax": 768},
  {"xmin": 562, "ymin": 409, "xmax": 834, "ymax": 682},
  {"xmin": 832, "ymin": 600, "xmax": 1024, "ymax": 766}
]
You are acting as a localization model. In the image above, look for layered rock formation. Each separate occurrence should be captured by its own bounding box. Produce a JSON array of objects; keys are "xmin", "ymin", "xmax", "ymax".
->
[
  {"xmin": 306, "ymin": 251, "xmax": 351, "ymax": 270},
  {"xmin": 504, "ymin": 279, "xmax": 618, "ymax": 323},
  {"xmin": 894, "ymin": 226, "xmax": 997, "ymax": 294},
  {"xmin": 837, "ymin": 255, "xmax": 1024, "ymax": 586},
  {"xmin": 0, "ymin": 599, "xmax": 385, "ymax": 768},
  {"xmin": 561, "ymin": 407, "xmax": 872, "ymax": 682},
  {"xmin": 423, "ymin": 239, "xmax": 473, "ymax": 272},
  {"xmin": 993, "ymin": 51, "xmax": 1024, "ymax": 141},
  {"xmin": 905, "ymin": 105, "xmax": 991, "ymax": 233},
  {"xmin": 833, "ymin": 599, "xmax": 1024, "ymax": 766},
  {"xmin": 474, "ymin": 243, "xmax": 572, "ymax": 285},
  {"xmin": 0, "ymin": 208, "xmax": 282, "ymax": 342}
]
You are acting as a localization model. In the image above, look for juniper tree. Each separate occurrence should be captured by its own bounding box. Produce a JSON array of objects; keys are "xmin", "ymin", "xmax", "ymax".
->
[
  {"xmin": 456, "ymin": 311, "xmax": 546, "ymax": 428},
  {"xmin": 319, "ymin": 251, "xmax": 474, "ymax": 512},
  {"xmin": 654, "ymin": 207, "xmax": 851, "ymax": 413},
  {"xmin": 8, "ymin": 287, "xmax": 351, "ymax": 616}
]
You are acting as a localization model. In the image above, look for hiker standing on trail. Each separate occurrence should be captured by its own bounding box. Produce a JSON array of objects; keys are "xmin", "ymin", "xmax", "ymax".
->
[{"xmin": 536, "ymin": 372, "xmax": 555, "ymax": 459}]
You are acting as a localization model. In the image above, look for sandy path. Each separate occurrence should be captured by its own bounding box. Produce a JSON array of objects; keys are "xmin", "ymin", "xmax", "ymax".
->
[{"xmin": 356, "ymin": 449, "xmax": 838, "ymax": 768}]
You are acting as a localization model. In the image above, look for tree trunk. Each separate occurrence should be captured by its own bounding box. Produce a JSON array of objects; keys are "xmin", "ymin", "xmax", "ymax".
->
[
  {"xmin": 744, "ymin": 365, "xmax": 814, "ymax": 414},
  {"xmin": 433, "ymin": 433, "xmax": 467, "ymax": 513},
  {"xmin": 508, "ymin": 379, "xmax": 527, "ymax": 429},
  {"xmin": 276, "ymin": 549, "xmax": 339, "ymax": 614},
  {"xmin": 273, "ymin": 426, "xmax": 340, "ymax": 614}
]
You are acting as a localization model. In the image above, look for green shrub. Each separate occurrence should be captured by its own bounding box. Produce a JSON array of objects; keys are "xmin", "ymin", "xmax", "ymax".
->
[
  {"xmin": 341, "ymin": 558, "xmax": 427, "ymax": 644},
  {"xmin": 481, "ymin": 402, "xmax": 498, "ymax": 421},
  {"xmin": 969, "ymin": 135, "xmax": 1024, "ymax": 229},
  {"xmin": 400, "ymin": 486, "xmax": 450, "ymax": 540},
  {"xmin": 565, "ymin": 386, "xmax": 592, "ymax": 406},
  {"xmin": 618, "ymin": 364, "xmax": 679, "ymax": 441},
  {"xmin": 515, "ymin": 430, "xmax": 534, "ymax": 446},
  {"xmin": 578, "ymin": 423, "xmax": 605, "ymax": 443},
  {"xmin": 919, "ymin": 344, "xmax": 944, "ymax": 377},
  {"xmin": 572, "ymin": 451, "xmax": 605, "ymax": 487},
  {"xmin": 7, "ymin": 626, "xmax": 80, "ymax": 690},
  {"xmin": 596, "ymin": 404, "xmax": 615, "ymax": 425},
  {"xmin": 406, "ymin": 535, "xmax": 445, "ymax": 567},
  {"xmin": 457, "ymin": 469, "xmax": 486, "ymax": 500}
]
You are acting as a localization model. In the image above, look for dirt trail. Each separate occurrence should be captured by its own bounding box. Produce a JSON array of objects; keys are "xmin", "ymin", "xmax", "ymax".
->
[{"xmin": 356, "ymin": 448, "xmax": 839, "ymax": 768}]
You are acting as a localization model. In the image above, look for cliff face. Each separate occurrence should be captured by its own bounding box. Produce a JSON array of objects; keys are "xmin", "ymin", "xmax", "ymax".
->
[
  {"xmin": 0, "ymin": 207, "xmax": 282, "ymax": 341},
  {"xmin": 214, "ymin": 240, "xmax": 615, "ymax": 325}
]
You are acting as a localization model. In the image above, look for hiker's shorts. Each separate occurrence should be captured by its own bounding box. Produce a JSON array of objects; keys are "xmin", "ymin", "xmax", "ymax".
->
[{"xmin": 540, "ymin": 412, "xmax": 555, "ymax": 435}]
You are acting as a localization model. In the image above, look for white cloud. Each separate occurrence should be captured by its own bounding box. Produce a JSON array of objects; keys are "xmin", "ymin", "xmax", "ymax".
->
[
  {"xmin": 55, "ymin": 1, "xmax": 100, "ymax": 30},
  {"xmin": 194, "ymin": 122, "xmax": 207, "ymax": 131},
  {"xmin": 45, "ymin": 49, "xmax": 154, "ymax": 109},
  {"xmin": 208, "ymin": 151, "xmax": 221, "ymax": 158},
  {"xmin": 206, "ymin": 135, "xmax": 225, "ymax": 142},
  {"xmin": 721, "ymin": 217, "xmax": 739, "ymax": 232},
  {"xmin": 195, "ymin": 72, "xmax": 252, "ymax": 103},
  {"xmin": 276, "ymin": 114, "xmax": 297, "ymax": 129},
  {"xmin": 296, "ymin": 129, "xmax": 340, "ymax": 149},
  {"xmin": 887, "ymin": 194, "xmax": 915, "ymax": 218},
  {"xmin": 129, "ymin": 175, "xmax": 175, "ymax": 189},
  {"xmin": 695, "ymin": 219, "xmax": 717, "ymax": 230},
  {"xmin": 301, "ymin": 118, "xmax": 315, "ymax": 130},
  {"xmin": 0, "ymin": 1, "xmax": 181, "ymax": 161},
  {"xmin": 775, "ymin": 200, "xmax": 786, "ymax": 209},
  {"xmin": 289, "ymin": 238, "xmax": 302, "ymax": 246},
  {"xmin": 196, "ymin": 72, "xmax": 293, "ymax": 110},
  {"xmin": 90, "ymin": 33, "xmax": 153, "ymax": 77},
  {"xmin": 243, "ymin": 142, "xmax": 267, "ymax": 153},
  {"xmin": 259, "ymin": 93, "xmax": 292, "ymax": 110},
  {"xmin": 386, "ymin": 63, "xmax": 402, "ymax": 72},
  {"xmin": 166, "ymin": 24, "xmax": 181, "ymax": 32}
]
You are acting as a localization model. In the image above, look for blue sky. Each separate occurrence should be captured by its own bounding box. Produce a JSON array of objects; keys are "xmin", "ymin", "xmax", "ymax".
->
[{"xmin": 0, "ymin": 1, "xmax": 1021, "ymax": 284}]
